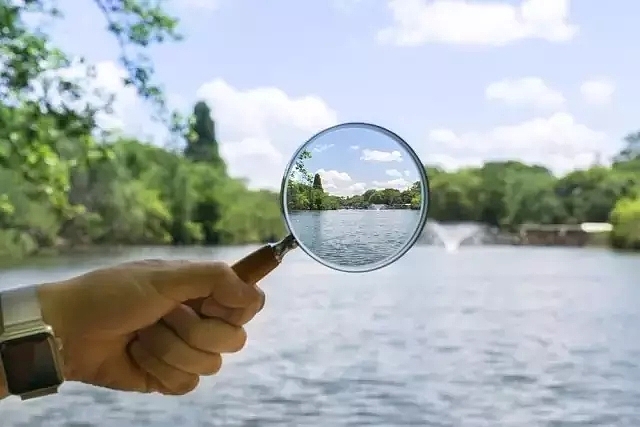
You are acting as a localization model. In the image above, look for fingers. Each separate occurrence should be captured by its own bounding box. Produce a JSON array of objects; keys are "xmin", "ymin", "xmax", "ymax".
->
[
  {"xmin": 132, "ymin": 304, "xmax": 252, "ymax": 396},
  {"xmin": 162, "ymin": 304, "xmax": 248, "ymax": 353},
  {"xmin": 198, "ymin": 284, "xmax": 265, "ymax": 326},
  {"xmin": 128, "ymin": 340, "xmax": 199, "ymax": 395},
  {"xmin": 136, "ymin": 320, "xmax": 223, "ymax": 376},
  {"xmin": 152, "ymin": 261, "xmax": 261, "ymax": 308}
]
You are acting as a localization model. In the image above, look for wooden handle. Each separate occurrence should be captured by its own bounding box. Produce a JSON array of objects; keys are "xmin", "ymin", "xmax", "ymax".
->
[
  {"xmin": 187, "ymin": 244, "xmax": 280, "ymax": 316},
  {"xmin": 231, "ymin": 244, "xmax": 280, "ymax": 284}
]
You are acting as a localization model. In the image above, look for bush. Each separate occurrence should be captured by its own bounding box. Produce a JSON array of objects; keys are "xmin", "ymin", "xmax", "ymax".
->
[{"xmin": 610, "ymin": 197, "xmax": 640, "ymax": 250}]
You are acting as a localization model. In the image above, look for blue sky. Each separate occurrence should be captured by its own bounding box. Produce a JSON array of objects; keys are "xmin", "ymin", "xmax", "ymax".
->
[
  {"xmin": 297, "ymin": 124, "xmax": 420, "ymax": 196},
  {"xmin": 43, "ymin": 0, "xmax": 638, "ymax": 190}
]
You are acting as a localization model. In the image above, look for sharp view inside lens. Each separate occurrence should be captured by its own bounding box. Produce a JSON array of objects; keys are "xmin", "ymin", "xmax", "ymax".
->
[{"xmin": 285, "ymin": 125, "xmax": 424, "ymax": 270}]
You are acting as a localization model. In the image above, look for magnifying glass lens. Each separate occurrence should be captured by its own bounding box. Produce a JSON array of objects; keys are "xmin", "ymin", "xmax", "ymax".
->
[{"xmin": 281, "ymin": 123, "xmax": 429, "ymax": 273}]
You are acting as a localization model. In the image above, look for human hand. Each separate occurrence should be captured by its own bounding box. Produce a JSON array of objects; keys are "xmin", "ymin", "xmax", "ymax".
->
[{"xmin": 36, "ymin": 259, "xmax": 265, "ymax": 395}]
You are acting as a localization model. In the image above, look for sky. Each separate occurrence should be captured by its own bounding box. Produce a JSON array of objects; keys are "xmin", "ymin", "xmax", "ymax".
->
[
  {"xmin": 294, "ymin": 124, "xmax": 420, "ymax": 196},
  {"xmin": 40, "ymin": 0, "xmax": 639, "ymax": 193}
]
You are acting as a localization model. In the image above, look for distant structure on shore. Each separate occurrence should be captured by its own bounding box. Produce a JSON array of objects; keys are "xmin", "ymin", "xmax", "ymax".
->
[
  {"xmin": 518, "ymin": 222, "xmax": 612, "ymax": 247},
  {"xmin": 366, "ymin": 203, "xmax": 413, "ymax": 210}
]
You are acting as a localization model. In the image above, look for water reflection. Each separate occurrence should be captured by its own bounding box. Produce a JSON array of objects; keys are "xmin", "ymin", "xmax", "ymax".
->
[{"xmin": 288, "ymin": 210, "xmax": 421, "ymax": 268}]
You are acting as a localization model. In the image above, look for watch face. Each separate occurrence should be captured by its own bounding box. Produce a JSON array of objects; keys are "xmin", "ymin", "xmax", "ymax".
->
[{"xmin": 0, "ymin": 332, "xmax": 62, "ymax": 395}]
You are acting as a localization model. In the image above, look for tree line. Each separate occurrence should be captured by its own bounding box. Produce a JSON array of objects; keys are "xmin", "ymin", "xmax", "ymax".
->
[
  {"xmin": 424, "ymin": 138, "xmax": 640, "ymax": 249},
  {"xmin": 285, "ymin": 144, "xmax": 640, "ymax": 251},
  {"xmin": 1, "ymin": 0, "xmax": 639, "ymax": 262},
  {"xmin": 0, "ymin": 97, "xmax": 287, "ymax": 261},
  {"xmin": 285, "ymin": 158, "xmax": 422, "ymax": 210},
  {"xmin": 0, "ymin": 0, "xmax": 285, "ymax": 261}
]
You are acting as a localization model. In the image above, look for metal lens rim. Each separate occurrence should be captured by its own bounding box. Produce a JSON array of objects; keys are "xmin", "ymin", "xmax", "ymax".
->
[{"xmin": 279, "ymin": 122, "xmax": 431, "ymax": 273}]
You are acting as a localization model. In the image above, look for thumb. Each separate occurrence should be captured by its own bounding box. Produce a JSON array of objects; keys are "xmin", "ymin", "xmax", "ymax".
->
[{"xmin": 152, "ymin": 261, "xmax": 260, "ymax": 308}]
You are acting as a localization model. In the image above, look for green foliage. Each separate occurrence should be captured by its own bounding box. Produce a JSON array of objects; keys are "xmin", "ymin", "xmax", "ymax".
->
[
  {"xmin": 610, "ymin": 198, "xmax": 640, "ymax": 250},
  {"xmin": 0, "ymin": 0, "xmax": 285, "ymax": 261},
  {"xmin": 615, "ymin": 132, "xmax": 640, "ymax": 163},
  {"xmin": 294, "ymin": 149, "xmax": 313, "ymax": 184},
  {"xmin": 184, "ymin": 101, "xmax": 225, "ymax": 170},
  {"xmin": 285, "ymin": 144, "xmax": 640, "ymax": 254},
  {"xmin": 286, "ymin": 149, "xmax": 423, "ymax": 211},
  {"xmin": 312, "ymin": 173, "xmax": 323, "ymax": 191},
  {"xmin": 1, "ymin": 119, "xmax": 286, "ymax": 259},
  {"xmin": 287, "ymin": 175, "xmax": 422, "ymax": 211},
  {"xmin": 426, "ymin": 158, "xmax": 640, "ymax": 242}
]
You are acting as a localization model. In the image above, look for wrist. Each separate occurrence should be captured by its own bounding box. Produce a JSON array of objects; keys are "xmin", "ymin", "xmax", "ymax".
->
[
  {"xmin": 37, "ymin": 281, "xmax": 75, "ymax": 381},
  {"xmin": 0, "ymin": 283, "xmax": 69, "ymax": 399}
]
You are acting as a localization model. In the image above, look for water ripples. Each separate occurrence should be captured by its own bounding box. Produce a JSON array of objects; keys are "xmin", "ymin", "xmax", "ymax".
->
[
  {"xmin": 2, "ymin": 245, "xmax": 640, "ymax": 426},
  {"xmin": 288, "ymin": 210, "xmax": 420, "ymax": 267}
]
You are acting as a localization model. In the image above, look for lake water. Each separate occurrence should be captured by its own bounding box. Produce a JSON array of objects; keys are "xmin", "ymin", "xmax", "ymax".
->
[
  {"xmin": 287, "ymin": 210, "xmax": 421, "ymax": 269},
  {"xmin": 1, "ymin": 244, "xmax": 640, "ymax": 426}
]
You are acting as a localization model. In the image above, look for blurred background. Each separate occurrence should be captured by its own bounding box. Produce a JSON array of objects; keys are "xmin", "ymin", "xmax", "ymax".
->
[{"xmin": 2, "ymin": 0, "xmax": 640, "ymax": 425}]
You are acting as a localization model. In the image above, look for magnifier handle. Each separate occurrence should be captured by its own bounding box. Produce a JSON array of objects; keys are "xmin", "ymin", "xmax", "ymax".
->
[
  {"xmin": 228, "ymin": 234, "xmax": 297, "ymax": 283},
  {"xmin": 231, "ymin": 244, "xmax": 281, "ymax": 284},
  {"xmin": 187, "ymin": 243, "xmax": 282, "ymax": 317}
]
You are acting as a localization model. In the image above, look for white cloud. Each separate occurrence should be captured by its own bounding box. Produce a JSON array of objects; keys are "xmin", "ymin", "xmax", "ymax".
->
[
  {"xmin": 404, "ymin": 170, "xmax": 411, "ymax": 176},
  {"xmin": 580, "ymin": 79, "xmax": 615, "ymax": 106},
  {"xmin": 372, "ymin": 178, "xmax": 412, "ymax": 191},
  {"xmin": 424, "ymin": 154, "xmax": 485, "ymax": 171},
  {"xmin": 196, "ymin": 79, "xmax": 338, "ymax": 189},
  {"xmin": 377, "ymin": 0, "xmax": 577, "ymax": 47},
  {"xmin": 428, "ymin": 129, "xmax": 460, "ymax": 146},
  {"xmin": 485, "ymin": 77, "xmax": 565, "ymax": 109},
  {"xmin": 424, "ymin": 112, "xmax": 609, "ymax": 174},
  {"xmin": 40, "ymin": 60, "xmax": 171, "ymax": 143},
  {"xmin": 385, "ymin": 169, "xmax": 403, "ymax": 177},
  {"xmin": 360, "ymin": 149, "xmax": 403, "ymax": 162},
  {"xmin": 312, "ymin": 143, "xmax": 334, "ymax": 153},
  {"xmin": 316, "ymin": 169, "xmax": 367, "ymax": 196},
  {"xmin": 315, "ymin": 169, "xmax": 415, "ymax": 196},
  {"xmin": 350, "ymin": 145, "xmax": 360, "ymax": 150},
  {"xmin": 48, "ymin": 61, "xmax": 339, "ymax": 190}
]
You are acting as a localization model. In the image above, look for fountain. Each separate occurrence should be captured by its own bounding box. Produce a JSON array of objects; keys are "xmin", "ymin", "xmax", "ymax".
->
[{"xmin": 421, "ymin": 221, "xmax": 486, "ymax": 252}]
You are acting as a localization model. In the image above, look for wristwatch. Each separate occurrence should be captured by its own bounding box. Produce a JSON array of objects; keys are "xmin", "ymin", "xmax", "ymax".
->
[{"xmin": 0, "ymin": 286, "xmax": 64, "ymax": 400}]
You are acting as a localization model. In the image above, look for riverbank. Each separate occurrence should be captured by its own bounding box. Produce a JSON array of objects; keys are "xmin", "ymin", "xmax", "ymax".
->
[
  {"xmin": 2, "ymin": 218, "xmax": 637, "ymax": 269},
  {"xmin": 429, "ymin": 221, "xmax": 622, "ymax": 249},
  {"xmin": 0, "ymin": 232, "xmax": 283, "ymax": 268}
]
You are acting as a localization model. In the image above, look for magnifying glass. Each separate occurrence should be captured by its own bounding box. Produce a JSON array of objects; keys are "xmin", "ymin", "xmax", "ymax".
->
[{"xmin": 193, "ymin": 122, "xmax": 429, "ymax": 304}]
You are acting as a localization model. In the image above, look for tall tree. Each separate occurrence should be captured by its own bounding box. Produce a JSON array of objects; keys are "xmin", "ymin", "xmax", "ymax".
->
[
  {"xmin": 183, "ymin": 102, "xmax": 227, "ymax": 244},
  {"xmin": 184, "ymin": 101, "xmax": 225, "ymax": 170},
  {"xmin": 614, "ymin": 131, "xmax": 640, "ymax": 164},
  {"xmin": 312, "ymin": 173, "xmax": 323, "ymax": 191}
]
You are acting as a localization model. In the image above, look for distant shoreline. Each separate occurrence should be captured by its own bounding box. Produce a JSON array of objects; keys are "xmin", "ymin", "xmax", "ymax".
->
[
  {"xmin": 289, "ymin": 206, "xmax": 420, "ymax": 212},
  {"xmin": 0, "ymin": 222, "xmax": 621, "ymax": 269}
]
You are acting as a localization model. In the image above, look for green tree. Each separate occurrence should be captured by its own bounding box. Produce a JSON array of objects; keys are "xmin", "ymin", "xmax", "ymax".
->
[
  {"xmin": 294, "ymin": 150, "xmax": 313, "ymax": 184},
  {"xmin": 183, "ymin": 101, "xmax": 227, "ymax": 244},
  {"xmin": 615, "ymin": 131, "xmax": 640, "ymax": 162},
  {"xmin": 0, "ymin": 0, "xmax": 288, "ymax": 261},
  {"xmin": 184, "ymin": 101, "xmax": 225, "ymax": 170},
  {"xmin": 312, "ymin": 173, "xmax": 323, "ymax": 191}
]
